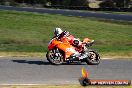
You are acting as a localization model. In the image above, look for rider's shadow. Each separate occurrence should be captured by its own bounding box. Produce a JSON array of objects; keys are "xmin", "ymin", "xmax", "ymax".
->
[{"xmin": 12, "ymin": 60, "xmax": 50, "ymax": 65}]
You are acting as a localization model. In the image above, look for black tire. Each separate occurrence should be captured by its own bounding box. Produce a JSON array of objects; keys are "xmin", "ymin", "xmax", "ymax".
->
[
  {"xmin": 46, "ymin": 49, "xmax": 63, "ymax": 65},
  {"xmin": 85, "ymin": 49, "xmax": 100, "ymax": 65},
  {"xmin": 79, "ymin": 78, "xmax": 91, "ymax": 86}
]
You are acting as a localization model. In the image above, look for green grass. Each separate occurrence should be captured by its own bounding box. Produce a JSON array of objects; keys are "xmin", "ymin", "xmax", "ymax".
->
[{"xmin": 0, "ymin": 10, "xmax": 132, "ymax": 57}]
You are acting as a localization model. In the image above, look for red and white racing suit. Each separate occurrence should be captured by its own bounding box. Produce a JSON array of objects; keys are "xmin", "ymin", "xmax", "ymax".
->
[{"xmin": 56, "ymin": 32, "xmax": 91, "ymax": 60}]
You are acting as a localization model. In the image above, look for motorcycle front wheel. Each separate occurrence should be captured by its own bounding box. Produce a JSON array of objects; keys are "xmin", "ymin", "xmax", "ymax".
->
[
  {"xmin": 46, "ymin": 49, "xmax": 63, "ymax": 65},
  {"xmin": 85, "ymin": 49, "xmax": 100, "ymax": 65}
]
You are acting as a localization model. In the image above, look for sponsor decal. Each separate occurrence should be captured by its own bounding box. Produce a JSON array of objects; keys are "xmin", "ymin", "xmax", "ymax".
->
[{"xmin": 79, "ymin": 67, "xmax": 131, "ymax": 86}]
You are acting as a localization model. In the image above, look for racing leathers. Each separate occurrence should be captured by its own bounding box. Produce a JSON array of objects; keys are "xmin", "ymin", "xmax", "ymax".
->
[{"xmin": 55, "ymin": 31, "xmax": 91, "ymax": 60}]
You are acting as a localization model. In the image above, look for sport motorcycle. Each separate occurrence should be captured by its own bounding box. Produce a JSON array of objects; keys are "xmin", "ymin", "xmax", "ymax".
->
[{"xmin": 46, "ymin": 37, "xmax": 100, "ymax": 65}]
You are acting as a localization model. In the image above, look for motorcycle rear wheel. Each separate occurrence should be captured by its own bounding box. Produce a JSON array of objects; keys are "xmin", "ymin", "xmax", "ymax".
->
[{"xmin": 46, "ymin": 49, "xmax": 63, "ymax": 65}]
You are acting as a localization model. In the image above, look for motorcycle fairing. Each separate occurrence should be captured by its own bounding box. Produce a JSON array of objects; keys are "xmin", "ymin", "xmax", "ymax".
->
[
  {"xmin": 48, "ymin": 38, "xmax": 76, "ymax": 60},
  {"xmin": 56, "ymin": 43, "xmax": 76, "ymax": 59}
]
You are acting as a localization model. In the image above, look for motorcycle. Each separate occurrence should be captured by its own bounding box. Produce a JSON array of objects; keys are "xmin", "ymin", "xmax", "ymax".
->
[{"xmin": 46, "ymin": 37, "xmax": 100, "ymax": 65}]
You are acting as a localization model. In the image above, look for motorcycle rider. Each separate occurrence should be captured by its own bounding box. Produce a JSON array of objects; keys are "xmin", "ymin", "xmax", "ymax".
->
[{"xmin": 53, "ymin": 28, "xmax": 92, "ymax": 61}]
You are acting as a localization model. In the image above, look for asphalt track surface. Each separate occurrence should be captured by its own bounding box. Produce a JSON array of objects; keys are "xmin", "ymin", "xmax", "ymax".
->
[
  {"xmin": 0, "ymin": 5, "xmax": 132, "ymax": 21},
  {"xmin": 0, "ymin": 57, "xmax": 131, "ymax": 85}
]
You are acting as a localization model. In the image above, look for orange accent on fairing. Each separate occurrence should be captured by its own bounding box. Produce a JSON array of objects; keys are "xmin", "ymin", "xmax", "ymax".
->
[
  {"xmin": 48, "ymin": 39, "xmax": 62, "ymax": 50},
  {"xmin": 57, "ymin": 43, "xmax": 75, "ymax": 59},
  {"xmin": 48, "ymin": 38, "xmax": 75, "ymax": 60}
]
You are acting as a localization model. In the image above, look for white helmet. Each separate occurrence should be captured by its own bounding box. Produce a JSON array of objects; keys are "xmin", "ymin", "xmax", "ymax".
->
[{"xmin": 54, "ymin": 28, "xmax": 63, "ymax": 36}]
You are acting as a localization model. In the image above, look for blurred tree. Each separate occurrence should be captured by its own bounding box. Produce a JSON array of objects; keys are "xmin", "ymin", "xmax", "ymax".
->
[
  {"xmin": 99, "ymin": 0, "xmax": 116, "ymax": 8},
  {"xmin": 113, "ymin": 0, "xmax": 124, "ymax": 7},
  {"xmin": 14, "ymin": 0, "xmax": 49, "ymax": 4},
  {"xmin": 113, "ymin": 0, "xmax": 131, "ymax": 8},
  {"xmin": 70, "ymin": 0, "xmax": 88, "ymax": 6},
  {"xmin": 50, "ymin": 0, "xmax": 61, "ymax": 5},
  {"xmin": 50, "ymin": 0, "xmax": 88, "ymax": 6},
  {"xmin": 1, "ymin": 0, "xmax": 131, "ymax": 8},
  {"xmin": 61, "ymin": 0, "xmax": 71, "ymax": 6}
]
